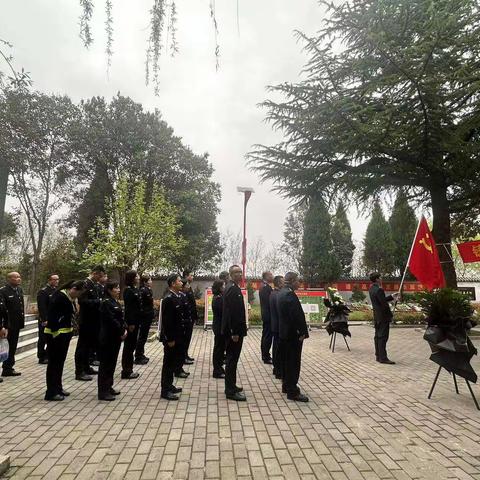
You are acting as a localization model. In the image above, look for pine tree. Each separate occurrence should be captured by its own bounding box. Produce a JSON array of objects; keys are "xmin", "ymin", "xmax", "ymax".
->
[
  {"xmin": 363, "ymin": 202, "xmax": 395, "ymax": 275},
  {"xmin": 300, "ymin": 197, "xmax": 341, "ymax": 284},
  {"xmin": 331, "ymin": 202, "xmax": 355, "ymax": 277}
]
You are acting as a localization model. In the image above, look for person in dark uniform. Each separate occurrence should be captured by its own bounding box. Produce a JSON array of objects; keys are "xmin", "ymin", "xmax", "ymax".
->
[
  {"xmin": 270, "ymin": 275, "xmax": 284, "ymax": 379},
  {"xmin": 182, "ymin": 270, "xmax": 197, "ymax": 363},
  {"xmin": 277, "ymin": 272, "xmax": 309, "ymax": 402},
  {"xmin": 259, "ymin": 271, "xmax": 274, "ymax": 364},
  {"xmin": 160, "ymin": 274, "xmax": 185, "ymax": 400},
  {"xmin": 135, "ymin": 274, "xmax": 154, "ymax": 365},
  {"xmin": 44, "ymin": 280, "xmax": 85, "ymax": 401},
  {"xmin": 74, "ymin": 265, "xmax": 105, "ymax": 381},
  {"xmin": 98, "ymin": 281, "xmax": 127, "ymax": 401},
  {"xmin": 1, "ymin": 272, "xmax": 25, "ymax": 377},
  {"xmin": 222, "ymin": 265, "xmax": 247, "ymax": 401},
  {"xmin": 0, "ymin": 295, "xmax": 8, "ymax": 383},
  {"xmin": 121, "ymin": 270, "xmax": 141, "ymax": 379},
  {"xmin": 368, "ymin": 272, "xmax": 399, "ymax": 365},
  {"xmin": 36, "ymin": 274, "xmax": 59, "ymax": 365},
  {"xmin": 211, "ymin": 279, "xmax": 226, "ymax": 378},
  {"xmin": 174, "ymin": 280, "xmax": 192, "ymax": 379},
  {"xmin": 90, "ymin": 272, "xmax": 109, "ymax": 367}
]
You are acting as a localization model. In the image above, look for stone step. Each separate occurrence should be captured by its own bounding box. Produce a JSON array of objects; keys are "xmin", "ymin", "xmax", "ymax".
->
[
  {"xmin": 19, "ymin": 328, "xmax": 38, "ymax": 342},
  {"xmin": 16, "ymin": 336, "xmax": 38, "ymax": 356}
]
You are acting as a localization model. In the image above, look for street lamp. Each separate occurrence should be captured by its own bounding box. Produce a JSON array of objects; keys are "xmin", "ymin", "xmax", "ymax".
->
[{"xmin": 237, "ymin": 186, "xmax": 254, "ymax": 288}]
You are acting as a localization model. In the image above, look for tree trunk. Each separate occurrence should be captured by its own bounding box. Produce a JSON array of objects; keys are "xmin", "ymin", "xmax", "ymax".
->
[
  {"xmin": 29, "ymin": 257, "xmax": 39, "ymax": 298},
  {"xmin": 0, "ymin": 160, "xmax": 9, "ymax": 242},
  {"xmin": 430, "ymin": 185, "xmax": 457, "ymax": 288}
]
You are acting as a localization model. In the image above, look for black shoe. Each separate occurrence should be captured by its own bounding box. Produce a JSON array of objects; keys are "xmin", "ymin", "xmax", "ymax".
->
[
  {"xmin": 38, "ymin": 359, "xmax": 48, "ymax": 365},
  {"xmin": 76, "ymin": 374, "xmax": 93, "ymax": 381},
  {"xmin": 2, "ymin": 369, "xmax": 21, "ymax": 377},
  {"xmin": 86, "ymin": 368, "xmax": 98, "ymax": 375},
  {"xmin": 110, "ymin": 388, "xmax": 121, "ymax": 395},
  {"xmin": 275, "ymin": 375, "xmax": 283, "ymax": 380},
  {"xmin": 234, "ymin": 386, "xmax": 243, "ymax": 393},
  {"xmin": 121, "ymin": 372, "xmax": 140, "ymax": 379},
  {"xmin": 186, "ymin": 356, "xmax": 194, "ymax": 362},
  {"xmin": 134, "ymin": 357, "xmax": 149, "ymax": 365},
  {"xmin": 287, "ymin": 393, "xmax": 309, "ymax": 402},
  {"xmin": 170, "ymin": 386, "xmax": 183, "ymax": 394},
  {"xmin": 175, "ymin": 372, "xmax": 189, "ymax": 379},
  {"xmin": 184, "ymin": 359, "xmax": 194, "ymax": 365},
  {"xmin": 45, "ymin": 394, "xmax": 64, "ymax": 401},
  {"xmin": 98, "ymin": 393, "xmax": 116, "ymax": 401},
  {"xmin": 379, "ymin": 359, "xmax": 396, "ymax": 365},
  {"xmin": 161, "ymin": 391, "xmax": 179, "ymax": 400},
  {"xmin": 282, "ymin": 386, "xmax": 287, "ymax": 394},
  {"xmin": 263, "ymin": 358, "xmax": 273, "ymax": 365},
  {"xmin": 226, "ymin": 392, "xmax": 246, "ymax": 401},
  {"xmin": 213, "ymin": 373, "xmax": 225, "ymax": 379},
  {"xmin": 0, "ymin": 378, "xmax": 3, "ymax": 383},
  {"xmin": 90, "ymin": 360, "xmax": 100, "ymax": 367},
  {"xmin": 61, "ymin": 390, "xmax": 70, "ymax": 397}
]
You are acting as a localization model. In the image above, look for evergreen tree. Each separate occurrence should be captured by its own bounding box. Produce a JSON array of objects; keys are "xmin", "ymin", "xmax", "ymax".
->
[
  {"xmin": 389, "ymin": 192, "xmax": 417, "ymax": 276},
  {"xmin": 331, "ymin": 202, "xmax": 355, "ymax": 277},
  {"xmin": 363, "ymin": 202, "xmax": 395, "ymax": 275},
  {"xmin": 300, "ymin": 197, "xmax": 341, "ymax": 284},
  {"xmin": 282, "ymin": 205, "xmax": 306, "ymax": 272}
]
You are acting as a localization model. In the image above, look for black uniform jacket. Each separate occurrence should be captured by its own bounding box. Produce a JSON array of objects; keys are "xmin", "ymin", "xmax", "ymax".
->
[
  {"xmin": 221, "ymin": 282, "xmax": 247, "ymax": 337},
  {"xmin": 0, "ymin": 295, "xmax": 8, "ymax": 330},
  {"xmin": 277, "ymin": 286, "xmax": 309, "ymax": 341},
  {"xmin": 160, "ymin": 291, "xmax": 184, "ymax": 343},
  {"xmin": 46, "ymin": 290, "xmax": 76, "ymax": 336},
  {"xmin": 185, "ymin": 288, "xmax": 198, "ymax": 322},
  {"xmin": 37, "ymin": 285, "xmax": 56, "ymax": 323},
  {"xmin": 269, "ymin": 289, "xmax": 281, "ymax": 335},
  {"xmin": 212, "ymin": 294, "xmax": 223, "ymax": 336},
  {"xmin": 123, "ymin": 286, "xmax": 142, "ymax": 327},
  {"xmin": 78, "ymin": 278, "xmax": 101, "ymax": 325},
  {"xmin": 369, "ymin": 283, "xmax": 393, "ymax": 324},
  {"xmin": 99, "ymin": 296, "xmax": 126, "ymax": 344},
  {"xmin": 0, "ymin": 284, "xmax": 25, "ymax": 329},
  {"xmin": 259, "ymin": 282, "xmax": 273, "ymax": 324},
  {"xmin": 140, "ymin": 285, "xmax": 155, "ymax": 321}
]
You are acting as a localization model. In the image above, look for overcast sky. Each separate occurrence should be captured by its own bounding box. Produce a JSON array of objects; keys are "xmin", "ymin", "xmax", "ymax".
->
[{"xmin": 1, "ymin": 0, "xmax": 369, "ymax": 245}]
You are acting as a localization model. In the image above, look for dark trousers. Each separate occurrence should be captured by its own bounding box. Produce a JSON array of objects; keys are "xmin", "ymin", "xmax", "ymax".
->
[
  {"xmin": 135, "ymin": 316, "xmax": 153, "ymax": 360},
  {"xmin": 161, "ymin": 342, "xmax": 178, "ymax": 394},
  {"xmin": 261, "ymin": 320, "xmax": 272, "ymax": 361},
  {"xmin": 75, "ymin": 322, "xmax": 96, "ymax": 375},
  {"xmin": 37, "ymin": 323, "xmax": 48, "ymax": 361},
  {"xmin": 184, "ymin": 320, "xmax": 194, "ymax": 358},
  {"xmin": 45, "ymin": 333, "xmax": 72, "ymax": 398},
  {"xmin": 122, "ymin": 325, "xmax": 139, "ymax": 375},
  {"xmin": 225, "ymin": 336, "xmax": 243, "ymax": 394},
  {"xmin": 98, "ymin": 341, "xmax": 121, "ymax": 396},
  {"xmin": 2, "ymin": 327, "xmax": 20, "ymax": 372},
  {"xmin": 374, "ymin": 321, "xmax": 390, "ymax": 361},
  {"xmin": 174, "ymin": 336, "xmax": 186, "ymax": 374},
  {"xmin": 272, "ymin": 334, "xmax": 284, "ymax": 378},
  {"xmin": 283, "ymin": 339, "xmax": 303, "ymax": 397},
  {"xmin": 212, "ymin": 333, "xmax": 226, "ymax": 375}
]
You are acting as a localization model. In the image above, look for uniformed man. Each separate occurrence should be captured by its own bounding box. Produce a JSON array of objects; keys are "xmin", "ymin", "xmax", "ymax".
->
[
  {"xmin": 269, "ymin": 275, "xmax": 284, "ymax": 379},
  {"xmin": 36, "ymin": 273, "xmax": 59, "ymax": 364},
  {"xmin": 0, "ymin": 294, "xmax": 8, "ymax": 383},
  {"xmin": 259, "ymin": 271, "xmax": 274, "ymax": 364},
  {"xmin": 0, "ymin": 272, "xmax": 25, "ymax": 377},
  {"xmin": 222, "ymin": 264, "xmax": 247, "ymax": 401},
  {"xmin": 160, "ymin": 274, "xmax": 185, "ymax": 400},
  {"xmin": 182, "ymin": 270, "xmax": 197, "ymax": 364},
  {"xmin": 174, "ymin": 280, "xmax": 191, "ymax": 378},
  {"xmin": 74, "ymin": 265, "xmax": 105, "ymax": 381},
  {"xmin": 277, "ymin": 272, "xmax": 309, "ymax": 402},
  {"xmin": 135, "ymin": 274, "xmax": 154, "ymax": 365},
  {"xmin": 368, "ymin": 272, "xmax": 399, "ymax": 365}
]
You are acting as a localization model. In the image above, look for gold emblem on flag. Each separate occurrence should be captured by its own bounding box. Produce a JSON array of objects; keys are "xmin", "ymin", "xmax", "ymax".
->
[
  {"xmin": 473, "ymin": 244, "xmax": 480, "ymax": 258},
  {"xmin": 419, "ymin": 233, "xmax": 433, "ymax": 253}
]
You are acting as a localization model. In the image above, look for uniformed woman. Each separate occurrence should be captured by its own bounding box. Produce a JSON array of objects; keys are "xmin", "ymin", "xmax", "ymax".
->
[
  {"xmin": 211, "ymin": 279, "xmax": 226, "ymax": 378},
  {"xmin": 98, "ymin": 281, "xmax": 127, "ymax": 401},
  {"xmin": 44, "ymin": 280, "xmax": 85, "ymax": 401}
]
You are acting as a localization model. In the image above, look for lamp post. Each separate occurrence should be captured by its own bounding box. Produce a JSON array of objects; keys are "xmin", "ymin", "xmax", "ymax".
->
[{"xmin": 237, "ymin": 187, "xmax": 254, "ymax": 288}]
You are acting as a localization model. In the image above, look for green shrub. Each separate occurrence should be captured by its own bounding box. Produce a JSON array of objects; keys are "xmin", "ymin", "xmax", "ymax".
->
[
  {"xmin": 349, "ymin": 311, "xmax": 372, "ymax": 322},
  {"xmin": 393, "ymin": 312, "xmax": 425, "ymax": 325},
  {"xmin": 351, "ymin": 285, "xmax": 366, "ymax": 302}
]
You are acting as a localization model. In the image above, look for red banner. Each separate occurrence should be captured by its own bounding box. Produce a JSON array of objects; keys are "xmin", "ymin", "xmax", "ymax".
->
[{"xmin": 457, "ymin": 241, "xmax": 480, "ymax": 264}]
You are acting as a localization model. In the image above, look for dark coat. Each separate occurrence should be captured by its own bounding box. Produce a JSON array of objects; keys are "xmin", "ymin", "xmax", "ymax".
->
[
  {"xmin": 185, "ymin": 288, "xmax": 198, "ymax": 322},
  {"xmin": 277, "ymin": 286, "xmax": 309, "ymax": 341},
  {"xmin": 37, "ymin": 284, "xmax": 56, "ymax": 323},
  {"xmin": 0, "ymin": 295, "xmax": 8, "ymax": 330},
  {"xmin": 269, "ymin": 289, "xmax": 281, "ymax": 334},
  {"xmin": 221, "ymin": 282, "xmax": 247, "ymax": 337},
  {"xmin": 46, "ymin": 290, "xmax": 76, "ymax": 336},
  {"xmin": 139, "ymin": 285, "xmax": 154, "ymax": 320},
  {"xmin": 179, "ymin": 292, "xmax": 191, "ymax": 326},
  {"xmin": 0, "ymin": 284, "xmax": 25, "ymax": 330},
  {"xmin": 212, "ymin": 294, "xmax": 223, "ymax": 336},
  {"xmin": 369, "ymin": 283, "xmax": 394, "ymax": 324},
  {"xmin": 259, "ymin": 282, "xmax": 272, "ymax": 325},
  {"xmin": 99, "ymin": 296, "xmax": 126, "ymax": 344},
  {"xmin": 78, "ymin": 278, "xmax": 102, "ymax": 325},
  {"xmin": 160, "ymin": 291, "xmax": 184, "ymax": 342},
  {"xmin": 123, "ymin": 286, "xmax": 142, "ymax": 326}
]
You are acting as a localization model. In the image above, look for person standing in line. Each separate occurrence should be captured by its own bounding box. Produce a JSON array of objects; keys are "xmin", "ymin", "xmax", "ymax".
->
[
  {"xmin": 277, "ymin": 272, "xmax": 309, "ymax": 402},
  {"xmin": 211, "ymin": 279, "xmax": 226, "ymax": 379},
  {"xmin": 160, "ymin": 274, "xmax": 185, "ymax": 400},
  {"xmin": 98, "ymin": 281, "xmax": 127, "ymax": 401},
  {"xmin": 121, "ymin": 270, "xmax": 141, "ymax": 379},
  {"xmin": 44, "ymin": 280, "xmax": 85, "ymax": 401},
  {"xmin": 182, "ymin": 270, "xmax": 197, "ymax": 363},
  {"xmin": 36, "ymin": 273, "xmax": 60, "ymax": 365},
  {"xmin": 368, "ymin": 272, "xmax": 398, "ymax": 365},
  {"xmin": 259, "ymin": 271, "xmax": 274, "ymax": 364},
  {"xmin": 135, "ymin": 274, "xmax": 154, "ymax": 365},
  {"xmin": 174, "ymin": 280, "xmax": 191, "ymax": 378},
  {"xmin": 75, "ymin": 265, "xmax": 105, "ymax": 381},
  {"xmin": 90, "ymin": 271, "xmax": 109, "ymax": 368},
  {"xmin": 222, "ymin": 265, "xmax": 247, "ymax": 401},
  {"xmin": 0, "ymin": 272, "xmax": 25, "ymax": 377},
  {"xmin": 0, "ymin": 295, "xmax": 8, "ymax": 384},
  {"xmin": 270, "ymin": 275, "xmax": 284, "ymax": 380}
]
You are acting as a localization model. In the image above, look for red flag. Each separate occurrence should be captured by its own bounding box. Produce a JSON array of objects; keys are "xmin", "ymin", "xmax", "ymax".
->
[
  {"xmin": 408, "ymin": 217, "xmax": 446, "ymax": 290},
  {"xmin": 457, "ymin": 241, "xmax": 480, "ymax": 264}
]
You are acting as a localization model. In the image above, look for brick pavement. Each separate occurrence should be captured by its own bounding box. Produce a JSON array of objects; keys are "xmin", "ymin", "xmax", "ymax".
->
[{"xmin": 0, "ymin": 326, "xmax": 480, "ymax": 480}]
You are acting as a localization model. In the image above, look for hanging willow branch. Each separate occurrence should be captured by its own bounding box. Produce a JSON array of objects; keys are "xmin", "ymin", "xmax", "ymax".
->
[
  {"xmin": 169, "ymin": 1, "xmax": 179, "ymax": 57},
  {"xmin": 79, "ymin": 0, "xmax": 94, "ymax": 48},
  {"xmin": 146, "ymin": 0, "xmax": 166, "ymax": 95},
  {"xmin": 210, "ymin": 0, "xmax": 220, "ymax": 71},
  {"xmin": 105, "ymin": 0, "xmax": 113, "ymax": 72}
]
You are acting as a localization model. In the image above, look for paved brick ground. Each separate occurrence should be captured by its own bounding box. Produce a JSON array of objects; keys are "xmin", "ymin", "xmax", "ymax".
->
[{"xmin": 1, "ymin": 326, "xmax": 480, "ymax": 480}]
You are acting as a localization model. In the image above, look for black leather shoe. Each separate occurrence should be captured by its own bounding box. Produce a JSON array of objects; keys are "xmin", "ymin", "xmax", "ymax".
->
[
  {"xmin": 110, "ymin": 388, "xmax": 121, "ymax": 395},
  {"xmin": 213, "ymin": 373, "xmax": 225, "ymax": 379},
  {"xmin": 234, "ymin": 386, "xmax": 243, "ymax": 393},
  {"xmin": 186, "ymin": 356, "xmax": 194, "ymax": 362},
  {"xmin": 226, "ymin": 392, "xmax": 246, "ymax": 401},
  {"xmin": 275, "ymin": 375, "xmax": 283, "ymax": 380},
  {"xmin": 134, "ymin": 357, "xmax": 149, "ymax": 365},
  {"xmin": 161, "ymin": 391, "xmax": 179, "ymax": 400},
  {"xmin": 175, "ymin": 372, "xmax": 189, "ymax": 379},
  {"xmin": 287, "ymin": 393, "xmax": 309, "ymax": 402},
  {"xmin": 282, "ymin": 386, "xmax": 287, "ymax": 393},
  {"xmin": 76, "ymin": 374, "xmax": 93, "ymax": 381},
  {"xmin": 379, "ymin": 359, "xmax": 396, "ymax": 365},
  {"xmin": 98, "ymin": 393, "xmax": 116, "ymax": 401},
  {"xmin": 61, "ymin": 390, "xmax": 70, "ymax": 397},
  {"xmin": 86, "ymin": 368, "xmax": 98, "ymax": 375},
  {"xmin": 121, "ymin": 372, "xmax": 140, "ymax": 379},
  {"xmin": 45, "ymin": 394, "xmax": 64, "ymax": 401},
  {"xmin": 263, "ymin": 358, "xmax": 273, "ymax": 365},
  {"xmin": 2, "ymin": 370, "xmax": 21, "ymax": 377},
  {"xmin": 170, "ymin": 386, "xmax": 183, "ymax": 394},
  {"xmin": 90, "ymin": 360, "xmax": 100, "ymax": 367},
  {"xmin": 184, "ymin": 359, "xmax": 194, "ymax": 365},
  {"xmin": 0, "ymin": 378, "xmax": 3, "ymax": 383},
  {"xmin": 38, "ymin": 359, "xmax": 48, "ymax": 365}
]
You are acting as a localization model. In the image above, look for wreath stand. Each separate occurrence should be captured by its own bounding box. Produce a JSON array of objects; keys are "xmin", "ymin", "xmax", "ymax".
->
[{"xmin": 329, "ymin": 331, "xmax": 350, "ymax": 353}]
